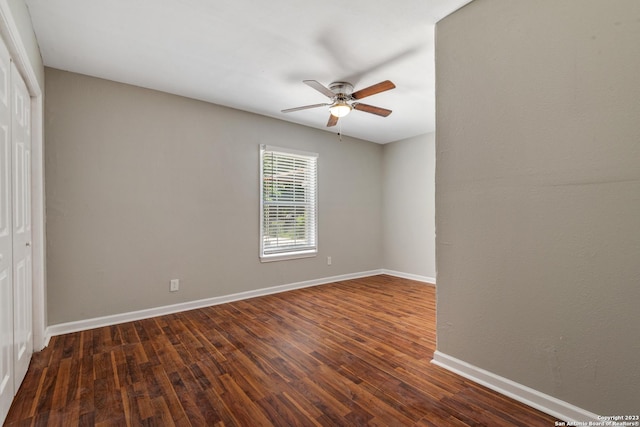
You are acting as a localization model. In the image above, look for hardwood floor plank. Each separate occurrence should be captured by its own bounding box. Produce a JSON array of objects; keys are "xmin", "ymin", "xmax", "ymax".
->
[
  {"xmin": 50, "ymin": 358, "xmax": 71, "ymax": 410},
  {"xmin": 6, "ymin": 275, "xmax": 560, "ymax": 426},
  {"xmin": 32, "ymin": 364, "xmax": 57, "ymax": 416},
  {"xmin": 217, "ymin": 374, "xmax": 273, "ymax": 427},
  {"xmin": 166, "ymin": 371, "xmax": 207, "ymax": 426},
  {"xmin": 255, "ymin": 394, "xmax": 311, "ymax": 427},
  {"xmin": 146, "ymin": 365, "xmax": 188, "ymax": 425},
  {"xmin": 279, "ymin": 390, "xmax": 324, "ymax": 424}
]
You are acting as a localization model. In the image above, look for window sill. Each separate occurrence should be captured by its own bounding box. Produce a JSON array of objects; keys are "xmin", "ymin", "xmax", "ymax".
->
[{"xmin": 260, "ymin": 251, "xmax": 317, "ymax": 263}]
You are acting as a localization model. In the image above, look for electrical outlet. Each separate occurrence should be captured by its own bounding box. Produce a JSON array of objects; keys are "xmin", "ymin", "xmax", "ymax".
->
[
  {"xmin": 327, "ymin": 256, "xmax": 332, "ymax": 265},
  {"xmin": 170, "ymin": 279, "xmax": 180, "ymax": 292}
]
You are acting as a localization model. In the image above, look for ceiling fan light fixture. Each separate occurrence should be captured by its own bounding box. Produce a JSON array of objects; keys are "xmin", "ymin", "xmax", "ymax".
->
[{"xmin": 329, "ymin": 102, "xmax": 351, "ymax": 118}]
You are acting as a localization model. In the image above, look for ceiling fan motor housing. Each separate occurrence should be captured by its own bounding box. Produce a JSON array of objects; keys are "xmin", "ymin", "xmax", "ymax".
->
[{"xmin": 329, "ymin": 82, "xmax": 354, "ymax": 97}]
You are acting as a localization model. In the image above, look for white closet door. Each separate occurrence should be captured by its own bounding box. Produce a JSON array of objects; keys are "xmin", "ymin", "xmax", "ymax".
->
[
  {"xmin": 11, "ymin": 61, "xmax": 32, "ymax": 391},
  {"xmin": 0, "ymin": 35, "xmax": 14, "ymax": 422}
]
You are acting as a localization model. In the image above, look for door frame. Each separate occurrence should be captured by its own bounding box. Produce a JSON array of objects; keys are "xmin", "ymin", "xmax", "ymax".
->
[{"xmin": 0, "ymin": 3, "xmax": 46, "ymax": 351}]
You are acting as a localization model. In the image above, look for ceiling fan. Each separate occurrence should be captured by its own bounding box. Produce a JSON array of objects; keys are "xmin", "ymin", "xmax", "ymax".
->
[{"xmin": 281, "ymin": 80, "xmax": 396, "ymax": 127}]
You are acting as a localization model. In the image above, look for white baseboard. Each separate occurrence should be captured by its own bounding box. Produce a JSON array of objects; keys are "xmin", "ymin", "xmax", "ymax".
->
[
  {"xmin": 44, "ymin": 269, "xmax": 385, "ymax": 345},
  {"xmin": 382, "ymin": 269, "xmax": 436, "ymax": 285},
  {"xmin": 432, "ymin": 351, "xmax": 599, "ymax": 423}
]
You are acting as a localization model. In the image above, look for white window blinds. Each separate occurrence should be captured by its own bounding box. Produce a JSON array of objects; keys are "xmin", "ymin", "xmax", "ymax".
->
[{"xmin": 260, "ymin": 145, "xmax": 318, "ymax": 261}]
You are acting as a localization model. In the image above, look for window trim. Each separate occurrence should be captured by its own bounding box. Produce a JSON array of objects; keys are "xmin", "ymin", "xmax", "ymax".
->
[{"xmin": 259, "ymin": 144, "xmax": 318, "ymax": 262}]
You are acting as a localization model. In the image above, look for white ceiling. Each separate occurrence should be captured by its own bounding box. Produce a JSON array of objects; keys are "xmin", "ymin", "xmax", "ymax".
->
[{"xmin": 25, "ymin": 0, "xmax": 471, "ymax": 144}]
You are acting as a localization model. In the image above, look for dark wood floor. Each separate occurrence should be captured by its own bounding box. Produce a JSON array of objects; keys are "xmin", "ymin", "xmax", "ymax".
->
[{"xmin": 5, "ymin": 275, "xmax": 558, "ymax": 426}]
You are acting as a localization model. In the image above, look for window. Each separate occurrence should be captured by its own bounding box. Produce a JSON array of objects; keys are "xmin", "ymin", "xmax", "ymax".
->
[{"xmin": 260, "ymin": 145, "xmax": 318, "ymax": 261}]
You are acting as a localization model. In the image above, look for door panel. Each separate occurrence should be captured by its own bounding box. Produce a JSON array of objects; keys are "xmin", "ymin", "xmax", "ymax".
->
[
  {"xmin": 0, "ymin": 269, "xmax": 11, "ymax": 425},
  {"xmin": 11, "ymin": 61, "xmax": 31, "ymax": 390},
  {"xmin": 0, "ymin": 34, "xmax": 12, "ymax": 423}
]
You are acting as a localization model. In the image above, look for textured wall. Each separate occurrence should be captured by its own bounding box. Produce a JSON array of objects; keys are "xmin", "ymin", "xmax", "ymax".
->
[
  {"xmin": 382, "ymin": 133, "xmax": 435, "ymax": 280},
  {"xmin": 436, "ymin": 0, "xmax": 640, "ymax": 415},
  {"xmin": 45, "ymin": 68, "xmax": 383, "ymax": 324}
]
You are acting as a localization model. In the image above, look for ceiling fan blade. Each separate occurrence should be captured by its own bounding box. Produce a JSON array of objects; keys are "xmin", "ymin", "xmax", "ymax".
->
[
  {"xmin": 281, "ymin": 103, "xmax": 329, "ymax": 113},
  {"xmin": 327, "ymin": 114, "xmax": 339, "ymax": 127},
  {"xmin": 303, "ymin": 80, "xmax": 335, "ymax": 99},
  {"xmin": 351, "ymin": 80, "xmax": 396, "ymax": 100},
  {"xmin": 352, "ymin": 103, "xmax": 392, "ymax": 117}
]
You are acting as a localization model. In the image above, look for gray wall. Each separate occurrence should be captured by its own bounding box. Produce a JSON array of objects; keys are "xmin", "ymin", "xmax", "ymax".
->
[
  {"xmin": 45, "ymin": 68, "xmax": 383, "ymax": 325},
  {"xmin": 382, "ymin": 133, "xmax": 435, "ymax": 280},
  {"xmin": 436, "ymin": 0, "xmax": 640, "ymax": 415}
]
